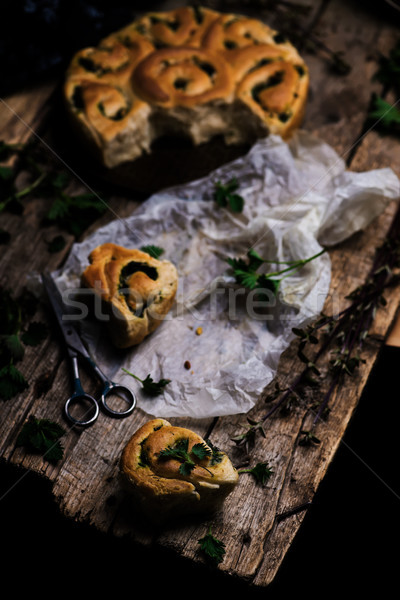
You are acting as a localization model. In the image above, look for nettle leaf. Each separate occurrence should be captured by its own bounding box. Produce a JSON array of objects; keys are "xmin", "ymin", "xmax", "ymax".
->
[
  {"xmin": 121, "ymin": 368, "xmax": 171, "ymax": 396},
  {"xmin": 228, "ymin": 193, "xmax": 244, "ymax": 212},
  {"xmin": 239, "ymin": 461, "xmax": 274, "ymax": 485},
  {"xmin": 0, "ymin": 165, "xmax": 14, "ymax": 181},
  {"xmin": 191, "ymin": 442, "xmax": 212, "ymax": 460},
  {"xmin": 213, "ymin": 177, "xmax": 245, "ymax": 212},
  {"xmin": 368, "ymin": 94, "xmax": 400, "ymax": 129},
  {"xmin": 141, "ymin": 374, "xmax": 171, "ymax": 396},
  {"xmin": 2, "ymin": 334, "xmax": 25, "ymax": 362},
  {"xmin": 16, "ymin": 415, "xmax": 66, "ymax": 462},
  {"xmin": 178, "ymin": 460, "xmax": 195, "ymax": 476},
  {"xmin": 0, "ymin": 364, "xmax": 28, "ymax": 400},
  {"xmin": 198, "ymin": 527, "xmax": 226, "ymax": 564},
  {"xmin": 140, "ymin": 245, "xmax": 164, "ymax": 259}
]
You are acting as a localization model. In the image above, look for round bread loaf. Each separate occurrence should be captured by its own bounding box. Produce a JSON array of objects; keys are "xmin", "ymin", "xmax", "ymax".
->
[
  {"xmin": 81, "ymin": 243, "xmax": 178, "ymax": 348},
  {"xmin": 64, "ymin": 6, "xmax": 309, "ymax": 174},
  {"xmin": 120, "ymin": 418, "xmax": 239, "ymax": 522}
]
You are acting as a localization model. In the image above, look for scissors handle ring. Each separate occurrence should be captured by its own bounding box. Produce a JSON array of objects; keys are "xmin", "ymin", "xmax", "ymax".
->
[
  {"xmin": 64, "ymin": 393, "xmax": 100, "ymax": 427},
  {"xmin": 100, "ymin": 383, "xmax": 137, "ymax": 418}
]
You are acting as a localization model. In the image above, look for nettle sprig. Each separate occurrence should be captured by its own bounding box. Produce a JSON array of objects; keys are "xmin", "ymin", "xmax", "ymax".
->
[
  {"xmin": 213, "ymin": 177, "xmax": 245, "ymax": 212},
  {"xmin": 158, "ymin": 437, "xmax": 213, "ymax": 476},
  {"xmin": 227, "ymin": 247, "xmax": 326, "ymax": 296},
  {"xmin": 122, "ymin": 368, "xmax": 171, "ymax": 396},
  {"xmin": 232, "ymin": 204, "xmax": 400, "ymax": 448},
  {"xmin": 0, "ymin": 138, "xmax": 107, "ymax": 242}
]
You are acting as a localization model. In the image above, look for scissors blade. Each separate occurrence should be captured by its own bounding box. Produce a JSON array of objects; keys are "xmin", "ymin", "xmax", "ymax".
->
[{"xmin": 41, "ymin": 271, "xmax": 89, "ymax": 358}]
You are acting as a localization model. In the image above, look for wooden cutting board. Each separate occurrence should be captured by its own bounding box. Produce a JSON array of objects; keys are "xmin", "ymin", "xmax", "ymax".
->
[{"xmin": 1, "ymin": 0, "xmax": 400, "ymax": 589}]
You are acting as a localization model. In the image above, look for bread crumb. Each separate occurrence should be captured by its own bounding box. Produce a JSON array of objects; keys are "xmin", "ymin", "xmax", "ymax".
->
[{"xmin": 195, "ymin": 326, "xmax": 203, "ymax": 335}]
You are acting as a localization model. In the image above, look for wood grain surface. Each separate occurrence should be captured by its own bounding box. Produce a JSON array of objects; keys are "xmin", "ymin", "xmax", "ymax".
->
[{"xmin": 1, "ymin": 0, "xmax": 400, "ymax": 590}]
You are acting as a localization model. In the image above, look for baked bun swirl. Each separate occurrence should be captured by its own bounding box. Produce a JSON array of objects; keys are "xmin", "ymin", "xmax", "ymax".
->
[
  {"xmin": 132, "ymin": 47, "xmax": 234, "ymax": 107},
  {"xmin": 237, "ymin": 60, "xmax": 309, "ymax": 138},
  {"xmin": 120, "ymin": 418, "xmax": 238, "ymax": 521},
  {"xmin": 81, "ymin": 243, "xmax": 178, "ymax": 348},
  {"xmin": 64, "ymin": 6, "xmax": 309, "ymax": 169}
]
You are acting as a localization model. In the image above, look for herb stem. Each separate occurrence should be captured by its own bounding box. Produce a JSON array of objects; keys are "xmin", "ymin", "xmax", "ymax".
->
[
  {"xmin": 14, "ymin": 170, "xmax": 46, "ymax": 200},
  {"xmin": 122, "ymin": 367, "xmax": 143, "ymax": 383},
  {"xmin": 261, "ymin": 249, "xmax": 326, "ymax": 278}
]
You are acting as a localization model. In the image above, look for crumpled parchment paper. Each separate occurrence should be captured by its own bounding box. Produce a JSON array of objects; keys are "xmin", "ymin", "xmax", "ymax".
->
[{"xmin": 54, "ymin": 131, "xmax": 400, "ymax": 418}]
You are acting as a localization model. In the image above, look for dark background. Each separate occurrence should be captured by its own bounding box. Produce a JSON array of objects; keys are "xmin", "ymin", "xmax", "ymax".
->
[
  {"xmin": 1, "ymin": 1, "xmax": 400, "ymax": 595},
  {"xmin": 1, "ymin": 345, "xmax": 399, "ymax": 595}
]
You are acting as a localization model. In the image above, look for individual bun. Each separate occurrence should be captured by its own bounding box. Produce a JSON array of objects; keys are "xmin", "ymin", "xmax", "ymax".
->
[
  {"xmin": 120, "ymin": 418, "xmax": 239, "ymax": 522},
  {"xmin": 81, "ymin": 243, "xmax": 178, "ymax": 348},
  {"xmin": 64, "ymin": 6, "xmax": 309, "ymax": 169}
]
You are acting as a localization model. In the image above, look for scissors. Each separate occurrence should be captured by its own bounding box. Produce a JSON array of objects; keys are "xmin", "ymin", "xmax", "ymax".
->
[{"xmin": 41, "ymin": 272, "xmax": 136, "ymax": 427}]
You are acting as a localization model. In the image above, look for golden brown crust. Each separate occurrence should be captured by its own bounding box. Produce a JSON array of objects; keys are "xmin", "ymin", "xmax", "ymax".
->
[
  {"xmin": 120, "ymin": 418, "xmax": 238, "ymax": 521},
  {"xmin": 81, "ymin": 243, "xmax": 178, "ymax": 348},
  {"xmin": 236, "ymin": 60, "xmax": 309, "ymax": 139},
  {"xmin": 64, "ymin": 7, "xmax": 309, "ymax": 168},
  {"xmin": 132, "ymin": 46, "xmax": 234, "ymax": 108}
]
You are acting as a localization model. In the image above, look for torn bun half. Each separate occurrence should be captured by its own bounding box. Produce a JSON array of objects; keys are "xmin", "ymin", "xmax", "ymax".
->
[{"xmin": 81, "ymin": 243, "xmax": 178, "ymax": 348}]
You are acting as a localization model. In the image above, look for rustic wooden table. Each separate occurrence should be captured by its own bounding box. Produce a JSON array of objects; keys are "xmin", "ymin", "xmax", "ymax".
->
[{"xmin": 1, "ymin": 0, "xmax": 400, "ymax": 594}]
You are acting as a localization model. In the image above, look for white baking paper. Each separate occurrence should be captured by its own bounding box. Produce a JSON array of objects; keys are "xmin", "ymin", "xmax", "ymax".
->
[{"xmin": 54, "ymin": 131, "xmax": 400, "ymax": 419}]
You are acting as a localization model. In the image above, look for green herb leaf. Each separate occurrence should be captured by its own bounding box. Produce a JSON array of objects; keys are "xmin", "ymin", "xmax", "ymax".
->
[
  {"xmin": 226, "ymin": 248, "xmax": 325, "ymax": 296},
  {"xmin": 205, "ymin": 438, "xmax": 224, "ymax": 465},
  {"xmin": 198, "ymin": 526, "xmax": 226, "ymax": 564},
  {"xmin": 158, "ymin": 438, "xmax": 214, "ymax": 476},
  {"xmin": 121, "ymin": 368, "xmax": 171, "ymax": 396},
  {"xmin": 16, "ymin": 415, "xmax": 66, "ymax": 461},
  {"xmin": 141, "ymin": 374, "xmax": 171, "ymax": 396},
  {"xmin": 191, "ymin": 442, "xmax": 212, "ymax": 460},
  {"xmin": 0, "ymin": 165, "xmax": 14, "ymax": 181},
  {"xmin": 213, "ymin": 177, "xmax": 245, "ymax": 212},
  {"xmin": 140, "ymin": 245, "xmax": 165, "ymax": 259},
  {"xmin": 2, "ymin": 334, "xmax": 25, "ymax": 362},
  {"xmin": 368, "ymin": 94, "xmax": 400, "ymax": 129},
  {"xmin": 179, "ymin": 460, "xmax": 196, "ymax": 476},
  {"xmin": 0, "ymin": 364, "xmax": 28, "ymax": 400},
  {"xmin": 238, "ymin": 461, "xmax": 274, "ymax": 485}
]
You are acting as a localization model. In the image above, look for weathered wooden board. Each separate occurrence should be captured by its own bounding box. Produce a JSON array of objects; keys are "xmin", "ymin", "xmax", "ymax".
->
[{"xmin": 1, "ymin": 0, "xmax": 400, "ymax": 589}]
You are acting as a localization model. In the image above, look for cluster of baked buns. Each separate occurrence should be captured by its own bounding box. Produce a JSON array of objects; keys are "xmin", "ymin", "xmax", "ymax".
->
[{"xmin": 64, "ymin": 5, "xmax": 309, "ymax": 168}]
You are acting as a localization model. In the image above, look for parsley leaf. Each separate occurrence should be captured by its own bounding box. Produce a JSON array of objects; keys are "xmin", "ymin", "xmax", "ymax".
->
[
  {"xmin": 213, "ymin": 177, "xmax": 245, "ymax": 212},
  {"xmin": 238, "ymin": 461, "xmax": 274, "ymax": 485},
  {"xmin": 121, "ymin": 367, "xmax": 171, "ymax": 396},
  {"xmin": 140, "ymin": 245, "xmax": 165, "ymax": 259},
  {"xmin": 16, "ymin": 415, "xmax": 66, "ymax": 462},
  {"xmin": 198, "ymin": 526, "xmax": 226, "ymax": 564}
]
